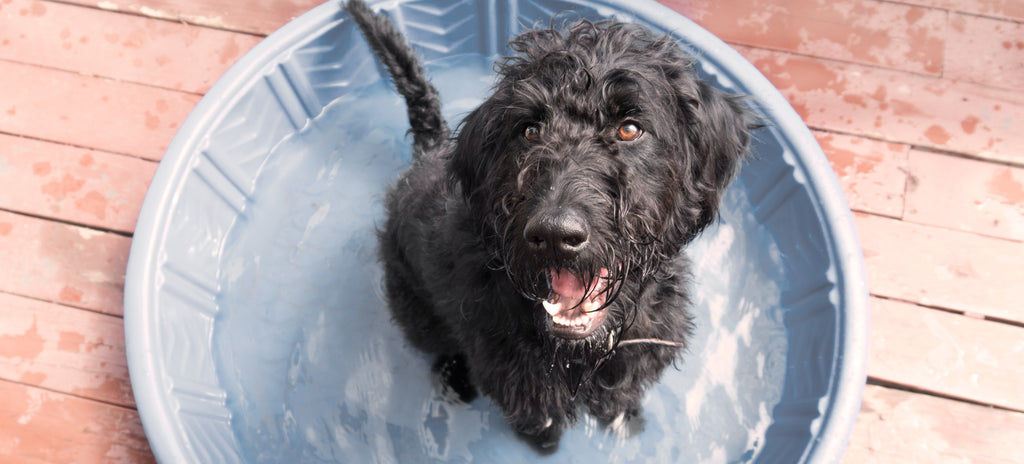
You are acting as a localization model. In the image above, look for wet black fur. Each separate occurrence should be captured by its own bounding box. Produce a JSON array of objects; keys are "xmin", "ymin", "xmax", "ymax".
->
[{"xmin": 345, "ymin": 0, "xmax": 757, "ymax": 453}]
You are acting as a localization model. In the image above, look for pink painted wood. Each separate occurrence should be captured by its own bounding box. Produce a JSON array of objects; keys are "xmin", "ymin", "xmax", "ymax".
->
[
  {"xmin": 0, "ymin": 134, "xmax": 157, "ymax": 233},
  {"xmin": 0, "ymin": 0, "xmax": 262, "ymax": 93},
  {"xmin": 905, "ymin": 150, "xmax": 1024, "ymax": 242},
  {"xmin": 857, "ymin": 213, "xmax": 1024, "ymax": 323},
  {"xmin": 0, "ymin": 292, "xmax": 135, "ymax": 408},
  {"xmin": 815, "ymin": 130, "xmax": 909, "ymax": 218},
  {"xmin": 0, "ymin": 210, "xmax": 130, "ymax": 316},
  {"xmin": 945, "ymin": 13, "xmax": 1024, "ymax": 91},
  {"xmin": 738, "ymin": 46, "xmax": 1024, "ymax": 166},
  {"xmin": 0, "ymin": 60, "xmax": 200, "ymax": 160},
  {"xmin": 665, "ymin": 0, "xmax": 946, "ymax": 75}
]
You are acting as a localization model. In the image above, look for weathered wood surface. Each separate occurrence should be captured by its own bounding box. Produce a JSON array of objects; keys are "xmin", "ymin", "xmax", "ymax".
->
[
  {"xmin": 0, "ymin": 210, "xmax": 130, "ymax": 316},
  {"xmin": 61, "ymin": 0, "xmax": 320, "ymax": 35},
  {"xmin": 0, "ymin": 379, "xmax": 153, "ymax": 464},
  {"xmin": 904, "ymin": 150, "xmax": 1024, "ymax": 242},
  {"xmin": 846, "ymin": 385, "xmax": 1024, "ymax": 464},
  {"xmin": 857, "ymin": 213, "xmax": 1024, "ymax": 324},
  {"xmin": 868, "ymin": 297, "xmax": 1024, "ymax": 412},
  {"xmin": 665, "ymin": 0, "xmax": 948, "ymax": 75},
  {"xmin": 815, "ymin": 130, "xmax": 909, "ymax": 219},
  {"xmin": 0, "ymin": 292, "xmax": 135, "ymax": 408},
  {"xmin": 1, "ymin": 0, "xmax": 1022, "ymax": 462},
  {"xmin": 0, "ymin": 134, "xmax": 157, "ymax": 233},
  {"xmin": 738, "ymin": 45, "xmax": 1024, "ymax": 166},
  {"xmin": 0, "ymin": 0, "xmax": 261, "ymax": 93},
  {"xmin": 0, "ymin": 60, "xmax": 200, "ymax": 161}
]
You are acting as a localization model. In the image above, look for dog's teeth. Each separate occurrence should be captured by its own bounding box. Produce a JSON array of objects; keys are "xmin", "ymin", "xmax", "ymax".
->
[
  {"xmin": 545, "ymin": 287, "xmax": 610, "ymax": 328},
  {"xmin": 543, "ymin": 299, "xmax": 561, "ymax": 317}
]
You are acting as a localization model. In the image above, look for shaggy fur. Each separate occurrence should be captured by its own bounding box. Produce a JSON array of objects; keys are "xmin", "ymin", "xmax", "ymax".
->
[{"xmin": 345, "ymin": 0, "xmax": 757, "ymax": 452}]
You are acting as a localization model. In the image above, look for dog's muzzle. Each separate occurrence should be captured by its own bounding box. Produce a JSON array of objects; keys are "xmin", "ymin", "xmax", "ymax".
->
[{"xmin": 522, "ymin": 207, "xmax": 610, "ymax": 339}]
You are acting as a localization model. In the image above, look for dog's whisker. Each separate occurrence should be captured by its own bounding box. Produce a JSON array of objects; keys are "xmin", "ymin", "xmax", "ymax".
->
[{"xmin": 615, "ymin": 338, "xmax": 686, "ymax": 348}]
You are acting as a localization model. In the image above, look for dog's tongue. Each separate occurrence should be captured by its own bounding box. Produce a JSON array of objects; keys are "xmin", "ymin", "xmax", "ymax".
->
[
  {"xmin": 550, "ymin": 269, "xmax": 588, "ymax": 300},
  {"xmin": 543, "ymin": 269, "xmax": 608, "ymax": 326}
]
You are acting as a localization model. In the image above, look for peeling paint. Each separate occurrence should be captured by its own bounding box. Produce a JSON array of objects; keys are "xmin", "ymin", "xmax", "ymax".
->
[
  {"xmin": 57, "ymin": 330, "xmax": 86, "ymax": 353},
  {"xmin": 137, "ymin": 6, "xmax": 163, "ymax": 18},
  {"xmin": 75, "ymin": 190, "xmax": 108, "ymax": 220},
  {"xmin": 924, "ymin": 124, "xmax": 951, "ymax": 145},
  {"xmin": 219, "ymin": 37, "xmax": 241, "ymax": 65},
  {"xmin": 41, "ymin": 173, "xmax": 85, "ymax": 202},
  {"xmin": 143, "ymin": 111, "xmax": 159, "ymax": 130},
  {"xmin": 0, "ymin": 315, "xmax": 45, "ymax": 359},
  {"xmin": 77, "ymin": 227, "xmax": 105, "ymax": 240},
  {"xmin": 20, "ymin": 371, "xmax": 48, "ymax": 385},
  {"xmin": 32, "ymin": 161, "xmax": 51, "ymax": 176},
  {"xmin": 961, "ymin": 115, "xmax": 981, "ymax": 134},
  {"xmin": 82, "ymin": 270, "xmax": 117, "ymax": 284},
  {"xmin": 59, "ymin": 286, "xmax": 84, "ymax": 304},
  {"xmin": 987, "ymin": 168, "xmax": 1024, "ymax": 204},
  {"xmin": 17, "ymin": 388, "xmax": 44, "ymax": 425}
]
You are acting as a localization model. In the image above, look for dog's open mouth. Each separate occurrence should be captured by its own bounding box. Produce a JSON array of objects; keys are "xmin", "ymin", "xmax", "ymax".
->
[{"xmin": 542, "ymin": 269, "xmax": 610, "ymax": 339}]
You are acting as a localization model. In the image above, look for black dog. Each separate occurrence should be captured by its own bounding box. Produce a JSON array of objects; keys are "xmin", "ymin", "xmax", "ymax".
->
[{"xmin": 345, "ymin": 0, "xmax": 757, "ymax": 452}]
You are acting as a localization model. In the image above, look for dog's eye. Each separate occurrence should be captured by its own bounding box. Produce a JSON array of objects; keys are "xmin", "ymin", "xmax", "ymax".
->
[
  {"xmin": 617, "ymin": 122, "xmax": 643, "ymax": 142},
  {"xmin": 523, "ymin": 125, "xmax": 540, "ymax": 142}
]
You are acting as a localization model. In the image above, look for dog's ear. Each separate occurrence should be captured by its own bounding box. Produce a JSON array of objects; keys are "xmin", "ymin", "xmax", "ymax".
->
[
  {"xmin": 448, "ymin": 101, "xmax": 497, "ymax": 202},
  {"xmin": 681, "ymin": 81, "xmax": 758, "ymax": 238}
]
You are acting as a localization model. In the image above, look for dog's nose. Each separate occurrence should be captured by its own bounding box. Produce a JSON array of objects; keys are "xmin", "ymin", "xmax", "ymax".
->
[{"xmin": 524, "ymin": 208, "xmax": 590, "ymax": 258}]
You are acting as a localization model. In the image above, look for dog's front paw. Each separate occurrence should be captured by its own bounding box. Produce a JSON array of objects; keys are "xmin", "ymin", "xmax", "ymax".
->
[
  {"xmin": 600, "ymin": 407, "xmax": 646, "ymax": 439},
  {"xmin": 432, "ymin": 354, "xmax": 477, "ymax": 403},
  {"xmin": 515, "ymin": 418, "xmax": 563, "ymax": 455}
]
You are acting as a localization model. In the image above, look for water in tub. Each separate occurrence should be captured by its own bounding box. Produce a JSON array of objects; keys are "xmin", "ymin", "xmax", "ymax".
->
[{"xmin": 214, "ymin": 54, "xmax": 788, "ymax": 463}]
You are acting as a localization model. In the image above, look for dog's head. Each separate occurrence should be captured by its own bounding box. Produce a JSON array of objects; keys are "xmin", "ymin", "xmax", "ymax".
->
[{"xmin": 449, "ymin": 20, "xmax": 757, "ymax": 344}]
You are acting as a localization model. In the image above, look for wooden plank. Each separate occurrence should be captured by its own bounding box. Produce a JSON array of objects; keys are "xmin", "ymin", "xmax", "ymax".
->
[
  {"xmin": 868, "ymin": 297, "xmax": 1024, "ymax": 412},
  {"xmin": 814, "ymin": 130, "xmax": 909, "ymax": 218},
  {"xmin": 896, "ymin": 0, "xmax": 1024, "ymax": 23},
  {"xmin": 855, "ymin": 213, "xmax": 1024, "ymax": 323},
  {"xmin": 60, "ymin": 0, "xmax": 320, "ymax": 35},
  {"xmin": 0, "ymin": 134, "xmax": 157, "ymax": 234},
  {"xmin": 905, "ymin": 149, "xmax": 1024, "ymax": 242},
  {"xmin": 944, "ymin": 13, "xmax": 1024, "ymax": 92},
  {"xmin": 0, "ymin": 60, "xmax": 199, "ymax": 161},
  {"xmin": 0, "ymin": 0, "xmax": 262, "ymax": 94},
  {"xmin": 845, "ymin": 384, "xmax": 1024, "ymax": 464},
  {"xmin": 0, "ymin": 379, "xmax": 153, "ymax": 464},
  {"xmin": 0, "ymin": 211, "xmax": 129, "ymax": 316},
  {"xmin": 737, "ymin": 46, "xmax": 1024, "ymax": 166},
  {"xmin": 0, "ymin": 292, "xmax": 135, "ymax": 408},
  {"xmin": 667, "ymin": 0, "xmax": 945, "ymax": 75}
]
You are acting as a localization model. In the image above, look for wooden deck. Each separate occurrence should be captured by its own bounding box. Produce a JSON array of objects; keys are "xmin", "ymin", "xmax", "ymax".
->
[{"xmin": 1, "ymin": 0, "xmax": 1022, "ymax": 462}]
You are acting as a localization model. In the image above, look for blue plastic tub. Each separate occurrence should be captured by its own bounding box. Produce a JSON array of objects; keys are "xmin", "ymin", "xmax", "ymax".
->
[{"xmin": 124, "ymin": 1, "xmax": 869, "ymax": 462}]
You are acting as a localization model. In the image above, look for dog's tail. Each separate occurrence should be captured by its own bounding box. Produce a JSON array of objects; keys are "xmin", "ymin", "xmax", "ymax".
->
[{"xmin": 344, "ymin": 0, "xmax": 449, "ymax": 156}]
